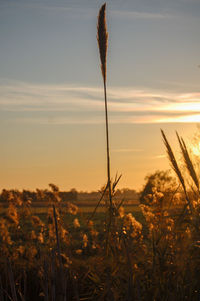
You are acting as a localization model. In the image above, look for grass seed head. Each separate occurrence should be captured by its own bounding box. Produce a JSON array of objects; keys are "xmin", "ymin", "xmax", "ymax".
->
[{"xmin": 97, "ymin": 3, "xmax": 108, "ymax": 82}]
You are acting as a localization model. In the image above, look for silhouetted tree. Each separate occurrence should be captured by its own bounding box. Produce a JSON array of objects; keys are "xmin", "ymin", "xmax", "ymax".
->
[{"xmin": 140, "ymin": 170, "xmax": 176, "ymax": 205}]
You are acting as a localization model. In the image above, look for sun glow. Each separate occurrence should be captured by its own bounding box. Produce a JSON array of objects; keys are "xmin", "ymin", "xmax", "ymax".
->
[
  {"xmin": 192, "ymin": 142, "xmax": 200, "ymax": 156},
  {"xmin": 177, "ymin": 115, "xmax": 200, "ymax": 122},
  {"xmin": 157, "ymin": 114, "xmax": 200, "ymax": 123},
  {"xmin": 166, "ymin": 102, "xmax": 200, "ymax": 112}
]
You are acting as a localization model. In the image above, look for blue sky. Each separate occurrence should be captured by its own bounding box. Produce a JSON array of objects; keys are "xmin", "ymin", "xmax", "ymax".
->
[{"xmin": 0, "ymin": 0, "xmax": 199, "ymax": 191}]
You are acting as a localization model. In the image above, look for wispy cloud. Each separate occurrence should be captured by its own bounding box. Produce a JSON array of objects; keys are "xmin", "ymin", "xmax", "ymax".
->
[
  {"xmin": 111, "ymin": 148, "xmax": 143, "ymax": 153},
  {"xmin": 112, "ymin": 10, "xmax": 172, "ymax": 20},
  {"xmin": 0, "ymin": 79, "xmax": 199, "ymax": 125},
  {"xmin": 0, "ymin": 0, "xmax": 95, "ymax": 18},
  {"xmin": 153, "ymin": 154, "xmax": 167, "ymax": 159}
]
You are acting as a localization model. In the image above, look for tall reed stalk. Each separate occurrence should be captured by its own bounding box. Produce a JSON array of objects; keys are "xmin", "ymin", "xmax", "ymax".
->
[
  {"xmin": 97, "ymin": 3, "xmax": 112, "ymax": 209},
  {"xmin": 161, "ymin": 130, "xmax": 194, "ymax": 213}
]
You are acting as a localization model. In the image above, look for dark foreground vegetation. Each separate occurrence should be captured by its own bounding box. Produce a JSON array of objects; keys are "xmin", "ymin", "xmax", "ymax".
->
[{"xmin": 1, "ymin": 130, "xmax": 200, "ymax": 300}]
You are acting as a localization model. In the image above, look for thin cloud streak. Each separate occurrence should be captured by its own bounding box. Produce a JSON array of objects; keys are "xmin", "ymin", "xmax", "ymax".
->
[
  {"xmin": 10, "ymin": 114, "xmax": 200, "ymax": 125},
  {"xmin": 112, "ymin": 10, "xmax": 172, "ymax": 19},
  {"xmin": 0, "ymin": 79, "xmax": 199, "ymax": 124},
  {"xmin": 111, "ymin": 148, "xmax": 144, "ymax": 153},
  {"xmin": 153, "ymin": 154, "xmax": 167, "ymax": 159}
]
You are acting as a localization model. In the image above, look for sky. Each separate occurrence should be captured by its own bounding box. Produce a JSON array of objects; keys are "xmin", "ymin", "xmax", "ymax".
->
[{"xmin": 0, "ymin": 0, "xmax": 199, "ymax": 192}]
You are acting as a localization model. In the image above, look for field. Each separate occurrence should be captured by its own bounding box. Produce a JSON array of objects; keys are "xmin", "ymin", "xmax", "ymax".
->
[{"xmin": 1, "ymin": 178, "xmax": 200, "ymax": 301}]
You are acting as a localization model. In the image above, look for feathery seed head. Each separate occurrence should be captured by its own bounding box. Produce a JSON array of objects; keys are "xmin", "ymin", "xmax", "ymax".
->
[{"xmin": 97, "ymin": 3, "xmax": 108, "ymax": 82}]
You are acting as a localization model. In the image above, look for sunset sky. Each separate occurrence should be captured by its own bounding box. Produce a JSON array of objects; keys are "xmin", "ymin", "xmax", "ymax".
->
[{"xmin": 0, "ymin": 0, "xmax": 199, "ymax": 191}]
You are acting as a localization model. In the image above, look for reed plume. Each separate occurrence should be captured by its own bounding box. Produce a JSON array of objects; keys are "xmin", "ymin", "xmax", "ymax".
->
[
  {"xmin": 97, "ymin": 3, "xmax": 108, "ymax": 82},
  {"xmin": 176, "ymin": 132, "xmax": 199, "ymax": 193},
  {"xmin": 161, "ymin": 129, "xmax": 193, "ymax": 213},
  {"xmin": 97, "ymin": 3, "xmax": 112, "ymax": 209}
]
